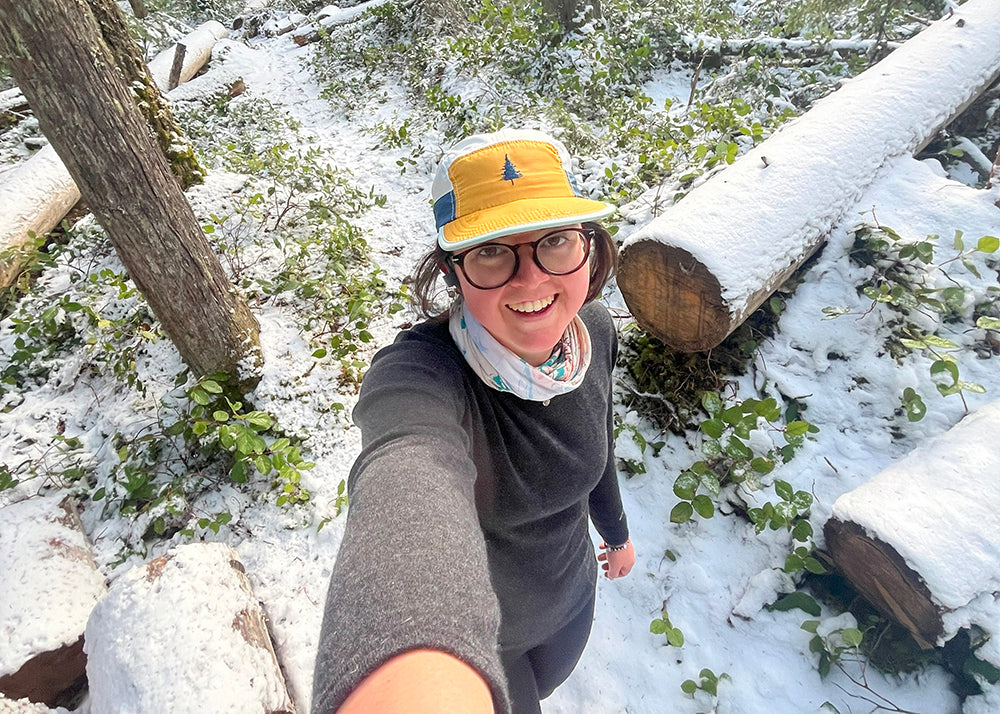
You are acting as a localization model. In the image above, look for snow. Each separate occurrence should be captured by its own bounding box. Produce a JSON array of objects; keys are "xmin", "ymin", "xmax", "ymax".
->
[
  {"xmin": 0, "ymin": 496, "xmax": 106, "ymax": 677},
  {"xmin": 832, "ymin": 400, "xmax": 1000, "ymax": 634},
  {"xmin": 622, "ymin": 0, "xmax": 1000, "ymax": 317},
  {"xmin": 1, "ymin": 3, "xmax": 1000, "ymax": 714},
  {"xmin": 84, "ymin": 543, "xmax": 293, "ymax": 714}
]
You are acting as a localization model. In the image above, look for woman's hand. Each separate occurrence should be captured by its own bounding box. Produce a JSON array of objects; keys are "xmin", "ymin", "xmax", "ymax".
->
[{"xmin": 598, "ymin": 540, "xmax": 635, "ymax": 580}]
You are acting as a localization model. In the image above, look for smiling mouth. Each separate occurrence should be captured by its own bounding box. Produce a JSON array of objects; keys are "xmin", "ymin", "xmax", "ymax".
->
[{"xmin": 507, "ymin": 295, "xmax": 556, "ymax": 313}]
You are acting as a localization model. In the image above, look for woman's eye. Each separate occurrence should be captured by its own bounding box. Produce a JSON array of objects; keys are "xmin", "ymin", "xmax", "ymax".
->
[
  {"xmin": 473, "ymin": 245, "xmax": 506, "ymax": 260},
  {"xmin": 542, "ymin": 233, "xmax": 570, "ymax": 248}
]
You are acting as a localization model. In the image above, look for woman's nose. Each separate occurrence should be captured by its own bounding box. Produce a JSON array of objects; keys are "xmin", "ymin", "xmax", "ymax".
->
[{"xmin": 508, "ymin": 244, "xmax": 547, "ymax": 286}]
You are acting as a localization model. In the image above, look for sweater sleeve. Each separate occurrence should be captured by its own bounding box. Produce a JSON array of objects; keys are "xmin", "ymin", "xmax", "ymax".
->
[
  {"xmin": 587, "ymin": 306, "xmax": 630, "ymax": 547},
  {"xmin": 311, "ymin": 339, "xmax": 510, "ymax": 714}
]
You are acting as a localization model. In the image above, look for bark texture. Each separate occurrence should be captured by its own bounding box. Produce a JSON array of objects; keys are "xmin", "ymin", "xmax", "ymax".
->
[
  {"xmin": 85, "ymin": 0, "xmax": 204, "ymax": 188},
  {"xmin": 0, "ymin": 0, "xmax": 261, "ymax": 382}
]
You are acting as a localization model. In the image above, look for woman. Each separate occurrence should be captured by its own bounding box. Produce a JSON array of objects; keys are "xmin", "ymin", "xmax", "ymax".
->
[{"xmin": 312, "ymin": 128, "xmax": 635, "ymax": 714}]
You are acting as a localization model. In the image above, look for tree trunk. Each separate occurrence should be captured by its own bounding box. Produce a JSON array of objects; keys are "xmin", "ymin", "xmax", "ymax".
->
[
  {"xmin": 0, "ymin": 0, "xmax": 261, "ymax": 384},
  {"xmin": 0, "ymin": 20, "xmax": 228, "ymax": 291},
  {"xmin": 84, "ymin": 0, "xmax": 204, "ymax": 189},
  {"xmin": 541, "ymin": 0, "xmax": 601, "ymax": 31}
]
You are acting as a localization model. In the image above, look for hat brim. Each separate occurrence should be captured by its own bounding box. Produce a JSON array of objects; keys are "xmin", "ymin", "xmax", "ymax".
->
[{"xmin": 438, "ymin": 197, "xmax": 615, "ymax": 251}]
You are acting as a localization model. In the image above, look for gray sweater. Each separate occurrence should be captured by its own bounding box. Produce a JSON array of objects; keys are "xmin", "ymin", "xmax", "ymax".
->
[{"xmin": 312, "ymin": 301, "xmax": 629, "ymax": 714}]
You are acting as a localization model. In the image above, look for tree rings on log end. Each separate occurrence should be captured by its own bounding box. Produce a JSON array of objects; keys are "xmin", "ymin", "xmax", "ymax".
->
[
  {"xmin": 824, "ymin": 518, "xmax": 944, "ymax": 649},
  {"xmin": 618, "ymin": 239, "xmax": 729, "ymax": 352}
]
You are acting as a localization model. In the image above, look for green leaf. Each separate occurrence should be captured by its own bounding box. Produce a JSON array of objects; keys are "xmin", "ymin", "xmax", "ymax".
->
[
  {"xmin": 803, "ymin": 557, "xmax": 827, "ymax": 574},
  {"xmin": 841, "ymin": 628, "xmax": 864, "ymax": 648},
  {"xmin": 692, "ymin": 494, "xmax": 715, "ymax": 519},
  {"xmin": 213, "ymin": 410, "xmax": 229, "ymax": 422},
  {"xmin": 667, "ymin": 628, "xmax": 685, "ymax": 647},
  {"xmin": 976, "ymin": 235, "xmax": 999, "ymax": 253},
  {"xmin": 674, "ymin": 472, "xmax": 699, "ymax": 500},
  {"xmin": 769, "ymin": 591, "xmax": 821, "ymax": 616},
  {"xmin": 245, "ymin": 411, "xmax": 272, "ymax": 431},
  {"xmin": 201, "ymin": 379, "xmax": 223, "ymax": 394},
  {"xmin": 751, "ymin": 456, "xmax": 774, "ymax": 474},
  {"xmin": 784, "ymin": 552, "xmax": 804, "ymax": 573},
  {"xmin": 670, "ymin": 501, "xmax": 694, "ymax": 524},
  {"xmin": 792, "ymin": 491, "xmax": 813, "ymax": 511},
  {"xmin": 930, "ymin": 359, "xmax": 959, "ymax": 385},
  {"xmin": 680, "ymin": 679, "xmax": 697, "ymax": 695},
  {"xmin": 774, "ymin": 480, "xmax": 794, "ymax": 501},
  {"xmin": 650, "ymin": 619, "xmax": 668, "ymax": 635},
  {"xmin": 792, "ymin": 519, "xmax": 813, "ymax": 542},
  {"xmin": 190, "ymin": 388, "xmax": 210, "ymax": 405},
  {"xmin": 785, "ymin": 421, "xmax": 811, "ymax": 437},
  {"xmin": 701, "ymin": 391, "xmax": 722, "ymax": 415},
  {"xmin": 724, "ymin": 437, "xmax": 753, "ymax": 461},
  {"xmin": 230, "ymin": 460, "xmax": 248, "ymax": 484},
  {"xmin": 700, "ymin": 418, "xmax": 725, "ymax": 439},
  {"xmin": 700, "ymin": 471, "xmax": 721, "ymax": 496},
  {"xmin": 701, "ymin": 438, "xmax": 722, "ymax": 457},
  {"xmin": 977, "ymin": 316, "xmax": 1000, "ymax": 330}
]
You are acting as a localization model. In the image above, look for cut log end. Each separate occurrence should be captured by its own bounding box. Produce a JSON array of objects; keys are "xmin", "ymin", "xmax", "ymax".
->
[
  {"xmin": 618, "ymin": 239, "xmax": 730, "ymax": 352},
  {"xmin": 0, "ymin": 636, "xmax": 87, "ymax": 708},
  {"xmin": 823, "ymin": 518, "xmax": 943, "ymax": 648}
]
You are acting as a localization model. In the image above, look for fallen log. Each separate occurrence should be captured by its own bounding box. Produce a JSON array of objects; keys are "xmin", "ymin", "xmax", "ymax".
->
[
  {"xmin": 617, "ymin": 0, "xmax": 1000, "ymax": 352},
  {"xmin": 0, "ymin": 496, "xmax": 106, "ymax": 707},
  {"xmin": 0, "ymin": 20, "xmax": 227, "ymax": 290},
  {"xmin": 85, "ymin": 543, "xmax": 294, "ymax": 714},
  {"xmin": 0, "ymin": 87, "xmax": 28, "ymax": 128},
  {"xmin": 824, "ymin": 400, "xmax": 1000, "ymax": 651},
  {"xmin": 146, "ymin": 20, "xmax": 227, "ymax": 90},
  {"xmin": 0, "ymin": 147, "xmax": 81, "ymax": 288}
]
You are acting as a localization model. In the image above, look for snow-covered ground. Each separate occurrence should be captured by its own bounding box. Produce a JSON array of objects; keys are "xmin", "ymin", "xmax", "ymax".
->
[{"xmin": 1, "ymin": 3, "xmax": 999, "ymax": 713}]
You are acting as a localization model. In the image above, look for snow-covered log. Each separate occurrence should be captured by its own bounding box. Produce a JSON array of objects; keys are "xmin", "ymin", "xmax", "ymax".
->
[
  {"xmin": 824, "ymin": 400, "xmax": 1000, "ymax": 652},
  {"xmin": 0, "ymin": 147, "xmax": 82, "ymax": 287},
  {"xmin": 0, "ymin": 20, "xmax": 227, "ymax": 289},
  {"xmin": 146, "ymin": 21, "xmax": 228, "ymax": 91},
  {"xmin": 617, "ymin": 0, "xmax": 1000, "ymax": 352},
  {"xmin": 0, "ymin": 87, "xmax": 28, "ymax": 125},
  {"xmin": 0, "ymin": 497, "xmax": 106, "ymax": 707},
  {"xmin": 85, "ymin": 543, "xmax": 294, "ymax": 714}
]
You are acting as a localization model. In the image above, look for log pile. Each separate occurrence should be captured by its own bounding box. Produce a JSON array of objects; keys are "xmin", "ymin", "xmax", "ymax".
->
[
  {"xmin": 617, "ymin": 0, "xmax": 1000, "ymax": 352},
  {"xmin": 825, "ymin": 400, "xmax": 1000, "ymax": 650},
  {"xmin": 0, "ymin": 497, "xmax": 295, "ymax": 713}
]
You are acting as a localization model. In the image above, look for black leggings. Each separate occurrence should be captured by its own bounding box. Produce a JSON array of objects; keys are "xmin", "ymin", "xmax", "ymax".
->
[{"xmin": 500, "ymin": 594, "xmax": 596, "ymax": 714}]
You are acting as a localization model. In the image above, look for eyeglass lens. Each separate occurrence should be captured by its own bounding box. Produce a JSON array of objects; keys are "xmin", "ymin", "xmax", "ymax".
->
[{"xmin": 456, "ymin": 228, "xmax": 590, "ymax": 289}]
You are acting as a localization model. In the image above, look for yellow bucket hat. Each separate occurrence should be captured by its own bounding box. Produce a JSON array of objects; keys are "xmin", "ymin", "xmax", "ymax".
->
[{"xmin": 432, "ymin": 128, "xmax": 615, "ymax": 251}]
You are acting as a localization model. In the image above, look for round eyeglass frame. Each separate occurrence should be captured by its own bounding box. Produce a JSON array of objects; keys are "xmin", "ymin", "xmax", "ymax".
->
[{"xmin": 447, "ymin": 227, "xmax": 593, "ymax": 290}]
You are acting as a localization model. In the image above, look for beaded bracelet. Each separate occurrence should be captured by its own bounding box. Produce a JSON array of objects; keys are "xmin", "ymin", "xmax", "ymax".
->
[{"xmin": 606, "ymin": 540, "xmax": 629, "ymax": 552}]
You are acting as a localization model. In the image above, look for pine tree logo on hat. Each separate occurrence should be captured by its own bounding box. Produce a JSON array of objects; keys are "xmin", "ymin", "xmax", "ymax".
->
[
  {"xmin": 502, "ymin": 155, "xmax": 522, "ymax": 184},
  {"xmin": 432, "ymin": 128, "xmax": 614, "ymax": 251}
]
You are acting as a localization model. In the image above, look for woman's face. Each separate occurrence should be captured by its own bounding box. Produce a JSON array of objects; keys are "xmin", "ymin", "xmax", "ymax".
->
[{"xmin": 454, "ymin": 225, "xmax": 591, "ymax": 366}]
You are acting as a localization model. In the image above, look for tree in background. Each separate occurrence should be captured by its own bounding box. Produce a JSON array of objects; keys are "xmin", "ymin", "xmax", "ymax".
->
[{"xmin": 0, "ymin": 0, "xmax": 261, "ymax": 384}]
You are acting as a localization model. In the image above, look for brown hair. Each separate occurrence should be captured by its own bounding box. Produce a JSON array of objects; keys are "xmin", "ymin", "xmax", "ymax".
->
[{"xmin": 407, "ymin": 222, "xmax": 617, "ymax": 318}]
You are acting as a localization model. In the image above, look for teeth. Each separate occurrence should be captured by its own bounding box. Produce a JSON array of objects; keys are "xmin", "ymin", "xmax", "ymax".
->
[{"xmin": 508, "ymin": 296, "xmax": 555, "ymax": 313}]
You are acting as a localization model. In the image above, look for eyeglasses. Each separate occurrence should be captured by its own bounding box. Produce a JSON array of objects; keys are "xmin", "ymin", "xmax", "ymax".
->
[{"xmin": 448, "ymin": 228, "xmax": 592, "ymax": 290}]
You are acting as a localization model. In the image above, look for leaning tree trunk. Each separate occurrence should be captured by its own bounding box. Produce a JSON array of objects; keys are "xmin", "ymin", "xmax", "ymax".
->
[
  {"xmin": 84, "ymin": 0, "xmax": 204, "ymax": 189},
  {"xmin": 0, "ymin": 0, "xmax": 261, "ymax": 383}
]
